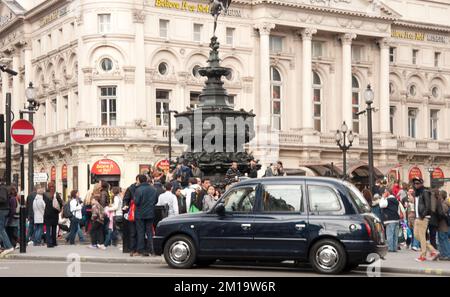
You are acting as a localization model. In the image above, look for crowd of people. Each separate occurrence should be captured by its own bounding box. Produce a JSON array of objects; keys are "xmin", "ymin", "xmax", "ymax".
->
[
  {"xmin": 367, "ymin": 177, "xmax": 450, "ymax": 262},
  {"xmin": 1, "ymin": 159, "xmax": 448, "ymax": 262}
]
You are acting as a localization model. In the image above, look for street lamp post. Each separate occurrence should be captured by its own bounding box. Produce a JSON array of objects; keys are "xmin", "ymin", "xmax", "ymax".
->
[
  {"xmin": 25, "ymin": 83, "xmax": 39, "ymax": 195},
  {"xmin": 427, "ymin": 167, "xmax": 435, "ymax": 189},
  {"xmin": 364, "ymin": 85, "xmax": 375, "ymax": 193},
  {"xmin": 165, "ymin": 109, "xmax": 178, "ymax": 162},
  {"xmin": 335, "ymin": 121, "xmax": 354, "ymax": 180}
]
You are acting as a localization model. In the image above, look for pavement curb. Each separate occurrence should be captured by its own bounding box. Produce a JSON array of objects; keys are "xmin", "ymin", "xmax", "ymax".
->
[
  {"xmin": 358, "ymin": 265, "xmax": 450, "ymax": 276},
  {"xmin": 4, "ymin": 254, "xmax": 166, "ymax": 265},
  {"xmin": 4, "ymin": 254, "xmax": 449, "ymax": 276}
]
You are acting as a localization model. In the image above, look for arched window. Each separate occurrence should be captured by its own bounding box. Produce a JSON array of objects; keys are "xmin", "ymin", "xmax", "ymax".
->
[
  {"xmin": 352, "ymin": 75, "xmax": 360, "ymax": 134},
  {"xmin": 271, "ymin": 67, "xmax": 282, "ymax": 130},
  {"xmin": 312, "ymin": 71, "xmax": 322, "ymax": 132}
]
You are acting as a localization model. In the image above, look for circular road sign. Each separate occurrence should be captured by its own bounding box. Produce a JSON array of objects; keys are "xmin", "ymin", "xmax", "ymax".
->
[{"xmin": 11, "ymin": 119, "xmax": 35, "ymax": 145}]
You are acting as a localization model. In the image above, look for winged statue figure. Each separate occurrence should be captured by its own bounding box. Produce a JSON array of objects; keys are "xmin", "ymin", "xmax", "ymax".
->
[{"xmin": 209, "ymin": 0, "xmax": 232, "ymax": 36}]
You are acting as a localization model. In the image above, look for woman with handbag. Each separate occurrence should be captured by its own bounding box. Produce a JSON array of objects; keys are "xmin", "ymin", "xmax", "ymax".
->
[
  {"xmin": 108, "ymin": 187, "xmax": 123, "ymax": 247},
  {"xmin": 43, "ymin": 182, "xmax": 63, "ymax": 248}
]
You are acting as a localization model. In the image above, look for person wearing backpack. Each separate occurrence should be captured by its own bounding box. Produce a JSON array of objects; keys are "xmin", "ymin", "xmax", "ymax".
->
[
  {"xmin": 44, "ymin": 182, "xmax": 63, "ymax": 248},
  {"xmin": 437, "ymin": 190, "xmax": 450, "ymax": 260},
  {"xmin": 379, "ymin": 186, "xmax": 401, "ymax": 253},
  {"xmin": 6, "ymin": 185, "xmax": 20, "ymax": 249},
  {"xmin": 66, "ymin": 190, "xmax": 83, "ymax": 245},
  {"xmin": 0, "ymin": 184, "xmax": 14, "ymax": 257}
]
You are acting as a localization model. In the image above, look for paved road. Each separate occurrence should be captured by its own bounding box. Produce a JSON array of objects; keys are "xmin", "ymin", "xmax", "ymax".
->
[{"xmin": 0, "ymin": 260, "xmax": 432, "ymax": 277}]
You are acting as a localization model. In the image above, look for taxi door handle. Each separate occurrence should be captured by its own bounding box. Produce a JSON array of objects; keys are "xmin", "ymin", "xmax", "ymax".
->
[
  {"xmin": 241, "ymin": 224, "xmax": 252, "ymax": 230},
  {"xmin": 295, "ymin": 224, "xmax": 306, "ymax": 231}
]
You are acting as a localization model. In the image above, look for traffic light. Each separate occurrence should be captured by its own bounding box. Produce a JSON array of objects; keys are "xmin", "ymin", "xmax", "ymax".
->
[{"xmin": 0, "ymin": 114, "xmax": 4, "ymax": 143}]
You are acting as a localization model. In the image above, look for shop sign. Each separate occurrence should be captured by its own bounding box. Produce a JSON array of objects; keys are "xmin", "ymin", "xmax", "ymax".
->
[
  {"xmin": 432, "ymin": 167, "xmax": 444, "ymax": 179},
  {"xmin": 155, "ymin": 159, "xmax": 171, "ymax": 174},
  {"xmin": 91, "ymin": 159, "xmax": 121, "ymax": 175},
  {"xmin": 51, "ymin": 166, "xmax": 56, "ymax": 181},
  {"xmin": 408, "ymin": 166, "xmax": 423, "ymax": 181},
  {"xmin": 40, "ymin": 6, "xmax": 68, "ymax": 27},
  {"xmin": 62, "ymin": 165, "xmax": 68, "ymax": 181},
  {"xmin": 391, "ymin": 29, "xmax": 449, "ymax": 44},
  {"xmin": 154, "ymin": 0, "xmax": 242, "ymax": 17}
]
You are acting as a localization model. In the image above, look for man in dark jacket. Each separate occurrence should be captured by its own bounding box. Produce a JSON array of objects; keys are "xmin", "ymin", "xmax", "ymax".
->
[
  {"xmin": 247, "ymin": 160, "xmax": 259, "ymax": 178},
  {"xmin": 134, "ymin": 174, "xmax": 158, "ymax": 256},
  {"xmin": 122, "ymin": 175, "xmax": 139, "ymax": 255},
  {"xmin": 26, "ymin": 190, "xmax": 37, "ymax": 243},
  {"xmin": 412, "ymin": 177, "xmax": 439, "ymax": 262}
]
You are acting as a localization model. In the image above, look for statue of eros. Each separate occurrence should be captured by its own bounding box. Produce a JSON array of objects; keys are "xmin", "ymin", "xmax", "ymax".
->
[{"xmin": 209, "ymin": 0, "xmax": 232, "ymax": 36}]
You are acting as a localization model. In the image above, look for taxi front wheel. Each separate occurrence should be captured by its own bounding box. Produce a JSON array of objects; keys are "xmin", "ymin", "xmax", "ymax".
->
[
  {"xmin": 309, "ymin": 239, "xmax": 347, "ymax": 274},
  {"xmin": 164, "ymin": 235, "xmax": 197, "ymax": 269}
]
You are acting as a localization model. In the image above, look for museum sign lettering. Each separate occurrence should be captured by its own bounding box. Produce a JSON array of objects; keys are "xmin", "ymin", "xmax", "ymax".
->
[
  {"xmin": 154, "ymin": 0, "xmax": 242, "ymax": 17},
  {"xmin": 392, "ymin": 29, "xmax": 448, "ymax": 44},
  {"xmin": 40, "ymin": 6, "xmax": 68, "ymax": 27}
]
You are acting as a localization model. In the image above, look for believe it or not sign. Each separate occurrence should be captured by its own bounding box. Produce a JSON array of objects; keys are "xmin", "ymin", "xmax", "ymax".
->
[
  {"xmin": 34, "ymin": 173, "xmax": 49, "ymax": 183},
  {"xmin": 51, "ymin": 166, "xmax": 56, "ymax": 181},
  {"xmin": 11, "ymin": 119, "xmax": 35, "ymax": 145},
  {"xmin": 154, "ymin": 0, "xmax": 242, "ymax": 17},
  {"xmin": 155, "ymin": 159, "xmax": 171, "ymax": 174},
  {"xmin": 62, "ymin": 164, "xmax": 68, "ymax": 181},
  {"xmin": 391, "ymin": 29, "xmax": 449, "ymax": 44},
  {"xmin": 40, "ymin": 6, "xmax": 68, "ymax": 27},
  {"xmin": 408, "ymin": 166, "xmax": 423, "ymax": 181},
  {"xmin": 91, "ymin": 159, "xmax": 121, "ymax": 175}
]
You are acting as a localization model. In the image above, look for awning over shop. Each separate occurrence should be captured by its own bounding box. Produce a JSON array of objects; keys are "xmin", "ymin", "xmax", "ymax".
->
[{"xmin": 302, "ymin": 164, "xmax": 343, "ymax": 177}]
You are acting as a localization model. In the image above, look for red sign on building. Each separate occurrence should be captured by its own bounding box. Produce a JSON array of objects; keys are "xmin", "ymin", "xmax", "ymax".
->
[
  {"xmin": 91, "ymin": 159, "xmax": 121, "ymax": 175},
  {"xmin": 155, "ymin": 159, "xmax": 170, "ymax": 174},
  {"xmin": 51, "ymin": 166, "xmax": 56, "ymax": 181},
  {"xmin": 408, "ymin": 166, "xmax": 423, "ymax": 181},
  {"xmin": 432, "ymin": 167, "xmax": 445, "ymax": 179},
  {"xmin": 62, "ymin": 165, "xmax": 68, "ymax": 181}
]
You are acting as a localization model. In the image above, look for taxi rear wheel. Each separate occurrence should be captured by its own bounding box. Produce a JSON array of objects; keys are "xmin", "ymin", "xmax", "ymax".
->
[
  {"xmin": 309, "ymin": 239, "xmax": 347, "ymax": 274},
  {"xmin": 164, "ymin": 235, "xmax": 197, "ymax": 269}
]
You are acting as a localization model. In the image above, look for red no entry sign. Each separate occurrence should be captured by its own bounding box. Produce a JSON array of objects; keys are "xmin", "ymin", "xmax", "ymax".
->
[{"xmin": 11, "ymin": 119, "xmax": 35, "ymax": 145}]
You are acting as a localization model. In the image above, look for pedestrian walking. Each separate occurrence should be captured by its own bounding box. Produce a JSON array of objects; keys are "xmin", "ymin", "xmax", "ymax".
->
[
  {"xmin": 109, "ymin": 187, "xmax": 123, "ymax": 247},
  {"xmin": 26, "ymin": 188, "xmax": 37, "ymax": 245},
  {"xmin": 134, "ymin": 174, "xmax": 158, "ymax": 256},
  {"xmin": 123, "ymin": 175, "xmax": 139, "ymax": 255},
  {"xmin": 436, "ymin": 190, "xmax": 450, "ymax": 260},
  {"xmin": 371, "ymin": 194, "xmax": 382, "ymax": 222},
  {"xmin": 6, "ymin": 185, "xmax": 20, "ymax": 249},
  {"xmin": 380, "ymin": 186, "xmax": 401, "ymax": 253},
  {"xmin": 43, "ymin": 182, "xmax": 63, "ymax": 248},
  {"xmin": 32, "ymin": 185, "xmax": 46, "ymax": 246},
  {"xmin": 89, "ymin": 196, "xmax": 106, "ymax": 250},
  {"xmin": 67, "ymin": 190, "xmax": 83, "ymax": 245},
  {"xmin": 157, "ymin": 183, "xmax": 179, "ymax": 217},
  {"xmin": 412, "ymin": 177, "xmax": 439, "ymax": 262},
  {"xmin": 0, "ymin": 183, "xmax": 14, "ymax": 257}
]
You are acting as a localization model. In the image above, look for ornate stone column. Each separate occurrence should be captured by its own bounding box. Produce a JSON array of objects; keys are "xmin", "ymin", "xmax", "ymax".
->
[
  {"xmin": 300, "ymin": 28, "xmax": 317, "ymax": 131},
  {"xmin": 254, "ymin": 23, "xmax": 275, "ymax": 128},
  {"xmin": 340, "ymin": 33, "xmax": 356, "ymax": 131},
  {"xmin": 379, "ymin": 38, "xmax": 390, "ymax": 134}
]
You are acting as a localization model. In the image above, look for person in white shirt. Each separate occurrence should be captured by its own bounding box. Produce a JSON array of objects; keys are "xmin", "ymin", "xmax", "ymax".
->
[
  {"xmin": 68, "ymin": 190, "xmax": 83, "ymax": 245},
  {"xmin": 108, "ymin": 186, "xmax": 123, "ymax": 246},
  {"xmin": 32, "ymin": 185, "xmax": 46, "ymax": 246},
  {"xmin": 157, "ymin": 183, "xmax": 179, "ymax": 217}
]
